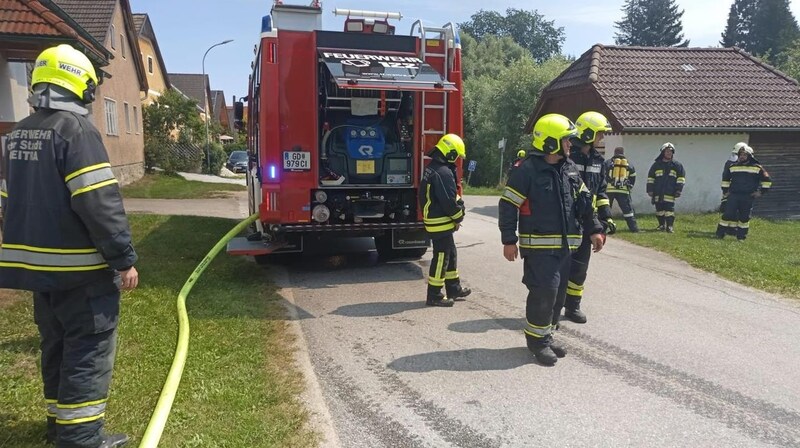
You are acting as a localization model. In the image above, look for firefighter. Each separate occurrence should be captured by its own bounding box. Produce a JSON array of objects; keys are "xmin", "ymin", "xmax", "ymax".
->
[
  {"xmin": 646, "ymin": 142, "xmax": 686, "ymax": 233},
  {"xmin": 605, "ymin": 146, "xmax": 640, "ymax": 232},
  {"xmin": 0, "ymin": 44, "xmax": 137, "ymax": 448},
  {"xmin": 719, "ymin": 143, "xmax": 746, "ymax": 220},
  {"xmin": 499, "ymin": 114, "xmax": 605, "ymax": 365},
  {"xmin": 563, "ymin": 111, "xmax": 614, "ymax": 324},
  {"xmin": 419, "ymin": 133, "xmax": 471, "ymax": 307},
  {"xmin": 716, "ymin": 144, "xmax": 772, "ymax": 241}
]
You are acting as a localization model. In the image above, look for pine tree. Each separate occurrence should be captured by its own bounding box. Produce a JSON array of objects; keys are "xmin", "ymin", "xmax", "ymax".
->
[
  {"xmin": 614, "ymin": 0, "xmax": 690, "ymax": 47},
  {"xmin": 750, "ymin": 0, "xmax": 799, "ymax": 58},
  {"xmin": 720, "ymin": 0, "xmax": 757, "ymax": 49}
]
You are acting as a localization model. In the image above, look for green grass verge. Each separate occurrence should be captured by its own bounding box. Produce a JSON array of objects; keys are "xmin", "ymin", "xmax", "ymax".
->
[
  {"xmin": 463, "ymin": 185, "xmax": 503, "ymax": 196},
  {"xmin": 0, "ymin": 215, "xmax": 316, "ymax": 447},
  {"xmin": 613, "ymin": 213, "xmax": 800, "ymax": 299},
  {"xmin": 122, "ymin": 174, "xmax": 246, "ymax": 199}
]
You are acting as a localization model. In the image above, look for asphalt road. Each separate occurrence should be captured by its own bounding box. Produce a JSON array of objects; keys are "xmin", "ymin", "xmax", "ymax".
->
[{"xmin": 264, "ymin": 195, "xmax": 800, "ymax": 448}]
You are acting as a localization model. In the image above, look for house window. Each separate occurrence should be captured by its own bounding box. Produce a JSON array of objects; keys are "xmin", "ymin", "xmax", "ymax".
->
[
  {"xmin": 110, "ymin": 25, "xmax": 116, "ymax": 50},
  {"xmin": 147, "ymin": 56, "xmax": 153, "ymax": 74},
  {"xmin": 104, "ymin": 98, "xmax": 118, "ymax": 136},
  {"xmin": 124, "ymin": 102, "xmax": 131, "ymax": 133},
  {"xmin": 133, "ymin": 106, "xmax": 140, "ymax": 134},
  {"xmin": 121, "ymin": 34, "xmax": 126, "ymax": 58}
]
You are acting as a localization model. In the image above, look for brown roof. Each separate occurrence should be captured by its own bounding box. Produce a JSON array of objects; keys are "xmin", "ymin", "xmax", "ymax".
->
[
  {"xmin": 529, "ymin": 45, "xmax": 800, "ymax": 131},
  {"xmin": 132, "ymin": 12, "xmax": 169, "ymax": 88},
  {"xmin": 170, "ymin": 73, "xmax": 211, "ymax": 112},
  {"xmin": 131, "ymin": 12, "xmax": 144, "ymax": 33},
  {"xmin": 51, "ymin": 0, "xmax": 115, "ymax": 44},
  {"xmin": 0, "ymin": 0, "xmax": 109, "ymax": 63}
]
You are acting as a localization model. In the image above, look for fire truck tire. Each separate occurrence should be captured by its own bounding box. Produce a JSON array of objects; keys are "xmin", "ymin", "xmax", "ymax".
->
[{"xmin": 375, "ymin": 236, "xmax": 428, "ymax": 260}]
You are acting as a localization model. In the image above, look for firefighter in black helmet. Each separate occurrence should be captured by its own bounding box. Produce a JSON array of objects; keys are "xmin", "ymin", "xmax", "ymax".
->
[
  {"xmin": 499, "ymin": 114, "xmax": 605, "ymax": 365},
  {"xmin": 0, "ymin": 44, "xmax": 135, "ymax": 447},
  {"xmin": 419, "ymin": 134, "xmax": 471, "ymax": 306},
  {"xmin": 563, "ymin": 111, "xmax": 614, "ymax": 324},
  {"xmin": 646, "ymin": 142, "xmax": 686, "ymax": 233}
]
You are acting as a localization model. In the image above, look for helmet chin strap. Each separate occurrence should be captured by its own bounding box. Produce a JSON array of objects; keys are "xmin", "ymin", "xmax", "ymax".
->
[{"xmin": 28, "ymin": 83, "xmax": 89, "ymax": 116}]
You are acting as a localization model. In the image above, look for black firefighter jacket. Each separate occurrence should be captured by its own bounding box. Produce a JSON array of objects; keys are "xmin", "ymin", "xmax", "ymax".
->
[
  {"xmin": 722, "ymin": 156, "xmax": 772, "ymax": 196},
  {"xmin": 419, "ymin": 155, "xmax": 464, "ymax": 236},
  {"xmin": 569, "ymin": 144, "xmax": 611, "ymax": 222},
  {"xmin": 647, "ymin": 158, "xmax": 686, "ymax": 203},
  {"xmin": 0, "ymin": 109, "xmax": 137, "ymax": 292},
  {"xmin": 605, "ymin": 155, "xmax": 637, "ymax": 194},
  {"xmin": 499, "ymin": 155, "xmax": 603, "ymax": 256}
]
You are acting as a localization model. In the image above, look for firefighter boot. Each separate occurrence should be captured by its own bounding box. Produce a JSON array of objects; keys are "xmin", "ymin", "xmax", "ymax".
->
[
  {"xmin": 446, "ymin": 284, "xmax": 472, "ymax": 302},
  {"xmin": 426, "ymin": 286, "xmax": 454, "ymax": 307},
  {"xmin": 626, "ymin": 217, "xmax": 640, "ymax": 233},
  {"xmin": 547, "ymin": 335, "xmax": 567, "ymax": 358},
  {"xmin": 99, "ymin": 434, "xmax": 130, "ymax": 448},
  {"xmin": 526, "ymin": 338, "xmax": 558, "ymax": 366},
  {"xmin": 564, "ymin": 297, "xmax": 587, "ymax": 324}
]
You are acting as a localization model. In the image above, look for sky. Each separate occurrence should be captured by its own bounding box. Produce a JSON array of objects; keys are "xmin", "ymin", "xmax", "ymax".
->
[{"xmin": 130, "ymin": 0, "xmax": 800, "ymax": 102}]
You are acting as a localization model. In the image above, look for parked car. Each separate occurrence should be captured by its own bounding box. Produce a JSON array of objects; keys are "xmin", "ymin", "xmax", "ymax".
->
[{"xmin": 225, "ymin": 150, "xmax": 249, "ymax": 173}]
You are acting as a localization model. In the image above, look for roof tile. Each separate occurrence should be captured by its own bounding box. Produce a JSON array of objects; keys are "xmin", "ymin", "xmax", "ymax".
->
[{"xmin": 51, "ymin": 0, "xmax": 115, "ymax": 43}]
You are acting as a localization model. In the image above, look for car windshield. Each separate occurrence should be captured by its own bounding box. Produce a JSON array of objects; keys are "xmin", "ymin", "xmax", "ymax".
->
[{"xmin": 229, "ymin": 151, "xmax": 248, "ymax": 162}]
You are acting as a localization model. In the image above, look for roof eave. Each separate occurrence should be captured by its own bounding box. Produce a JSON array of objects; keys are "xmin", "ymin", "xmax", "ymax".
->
[{"xmin": 622, "ymin": 126, "xmax": 800, "ymax": 133}]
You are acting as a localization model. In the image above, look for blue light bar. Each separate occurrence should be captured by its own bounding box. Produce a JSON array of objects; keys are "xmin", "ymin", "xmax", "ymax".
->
[
  {"xmin": 269, "ymin": 165, "xmax": 277, "ymax": 180},
  {"xmin": 261, "ymin": 15, "xmax": 273, "ymax": 33}
]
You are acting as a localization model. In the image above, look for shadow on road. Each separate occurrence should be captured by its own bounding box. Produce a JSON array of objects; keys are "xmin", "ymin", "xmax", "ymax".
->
[
  {"xmin": 469, "ymin": 205, "xmax": 497, "ymax": 219},
  {"xmin": 331, "ymin": 301, "xmax": 428, "ymax": 317},
  {"xmin": 448, "ymin": 318, "xmax": 523, "ymax": 333},
  {"xmin": 388, "ymin": 347, "xmax": 534, "ymax": 372}
]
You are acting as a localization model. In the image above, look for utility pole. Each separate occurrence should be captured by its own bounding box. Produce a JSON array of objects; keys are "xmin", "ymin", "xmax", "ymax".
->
[
  {"xmin": 498, "ymin": 137, "xmax": 506, "ymax": 184},
  {"xmin": 202, "ymin": 39, "xmax": 233, "ymax": 174}
]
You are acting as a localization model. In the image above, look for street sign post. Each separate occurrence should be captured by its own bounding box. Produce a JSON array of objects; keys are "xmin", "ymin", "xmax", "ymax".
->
[
  {"xmin": 498, "ymin": 137, "xmax": 506, "ymax": 184},
  {"xmin": 466, "ymin": 160, "xmax": 477, "ymax": 186}
]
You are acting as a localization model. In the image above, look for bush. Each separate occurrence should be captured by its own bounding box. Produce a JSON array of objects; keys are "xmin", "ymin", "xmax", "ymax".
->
[
  {"xmin": 223, "ymin": 142, "xmax": 247, "ymax": 155},
  {"xmin": 145, "ymin": 141, "xmax": 203, "ymax": 174},
  {"xmin": 202, "ymin": 143, "xmax": 227, "ymax": 175}
]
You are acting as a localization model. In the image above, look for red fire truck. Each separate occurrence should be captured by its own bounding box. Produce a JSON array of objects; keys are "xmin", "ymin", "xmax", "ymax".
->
[{"xmin": 228, "ymin": 1, "xmax": 464, "ymax": 260}]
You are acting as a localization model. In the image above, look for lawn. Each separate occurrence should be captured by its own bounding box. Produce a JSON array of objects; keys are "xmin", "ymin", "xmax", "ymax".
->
[
  {"xmin": 0, "ymin": 215, "xmax": 316, "ymax": 447},
  {"xmin": 613, "ymin": 213, "xmax": 800, "ymax": 299},
  {"xmin": 121, "ymin": 173, "xmax": 246, "ymax": 199},
  {"xmin": 463, "ymin": 185, "xmax": 503, "ymax": 196}
]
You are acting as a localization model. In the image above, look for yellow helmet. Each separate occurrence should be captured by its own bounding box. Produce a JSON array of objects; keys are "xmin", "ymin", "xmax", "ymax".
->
[
  {"xmin": 517, "ymin": 149, "xmax": 526, "ymax": 158},
  {"xmin": 435, "ymin": 133, "xmax": 466, "ymax": 163},
  {"xmin": 575, "ymin": 111, "xmax": 612, "ymax": 144},
  {"xmin": 31, "ymin": 44, "xmax": 99, "ymax": 103},
  {"xmin": 531, "ymin": 113, "xmax": 577, "ymax": 155}
]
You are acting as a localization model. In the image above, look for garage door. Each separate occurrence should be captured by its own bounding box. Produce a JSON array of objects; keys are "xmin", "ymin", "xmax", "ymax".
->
[{"xmin": 748, "ymin": 132, "xmax": 800, "ymax": 218}]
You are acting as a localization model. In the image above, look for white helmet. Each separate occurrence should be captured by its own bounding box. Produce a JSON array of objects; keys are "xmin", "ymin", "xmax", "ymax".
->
[{"xmin": 733, "ymin": 142, "xmax": 749, "ymax": 154}]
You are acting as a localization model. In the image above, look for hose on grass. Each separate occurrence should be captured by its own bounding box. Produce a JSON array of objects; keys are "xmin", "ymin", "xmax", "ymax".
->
[{"xmin": 138, "ymin": 213, "xmax": 259, "ymax": 448}]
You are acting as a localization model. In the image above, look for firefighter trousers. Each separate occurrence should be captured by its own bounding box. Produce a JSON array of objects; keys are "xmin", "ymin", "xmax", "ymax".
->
[
  {"xmin": 427, "ymin": 234, "xmax": 461, "ymax": 298},
  {"xmin": 717, "ymin": 193, "xmax": 754, "ymax": 240},
  {"xmin": 33, "ymin": 278, "xmax": 120, "ymax": 448},
  {"xmin": 608, "ymin": 192, "xmax": 639, "ymax": 231},
  {"xmin": 521, "ymin": 249, "xmax": 571, "ymax": 346},
  {"xmin": 654, "ymin": 200, "xmax": 675, "ymax": 228},
  {"xmin": 565, "ymin": 235, "xmax": 592, "ymax": 311}
]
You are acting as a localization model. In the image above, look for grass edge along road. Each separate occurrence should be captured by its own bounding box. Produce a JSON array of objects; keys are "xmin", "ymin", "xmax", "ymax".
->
[
  {"xmin": 0, "ymin": 215, "xmax": 317, "ymax": 448},
  {"xmin": 613, "ymin": 213, "xmax": 800, "ymax": 300},
  {"xmin": 121, "ymin": 173, "xmax": 246, "ymax": 199}
]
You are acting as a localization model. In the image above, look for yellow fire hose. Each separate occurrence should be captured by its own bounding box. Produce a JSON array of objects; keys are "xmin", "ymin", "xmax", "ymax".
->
[{"xmin": 138, "ymin": 213, "xmax": 259, "ymax": 448}]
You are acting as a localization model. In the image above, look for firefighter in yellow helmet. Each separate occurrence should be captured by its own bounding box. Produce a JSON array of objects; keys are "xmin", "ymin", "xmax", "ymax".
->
[
  {"xmin": 563, "ymin": 111, "xmax": 614, "ymax": 324},
  {"xmin": 0, "ymin": 44, "xmax": 136, "ymax": 448},
  {"xmin": 499, "ymin": 114, "xmax": 605, "ymax": 365},
  {"xmin": 419, "ymin": 133, "xmax": 471, "ymax": 306},
  {"xmin": 514, "ymin": 149, "xmax": 527, "ymax": 165}
]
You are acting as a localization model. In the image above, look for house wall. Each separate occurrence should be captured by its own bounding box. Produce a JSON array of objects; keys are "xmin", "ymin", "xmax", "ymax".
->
[
  {"xmin": 91, "ymin": 1, "xmax": 145, "ymax": 185},
  {"xmin": 0, "ymin": 55, "xmax": 30, "ymax": 127},
  {"xmin": 138, "ymin": 36, "xmax": 167, "ymax": 104},
  {"xmin": 603, "ymin": 133, "xmax": 748, "ymax": 214}
]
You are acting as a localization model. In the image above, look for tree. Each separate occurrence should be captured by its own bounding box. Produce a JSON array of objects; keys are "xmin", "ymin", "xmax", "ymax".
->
[
  {"xmin": 614, "ymin": 0, "xmax": 690, "ymax": 47},
  {"xmin": 750, "ymin": 0, "xmax": 799, "ymax": 60},
  {"xmin": 458, "ymin": 9, "xmax": 564, "ymax": 62},
  {"xmin": 460, "ymin": 31, "xmax": 529, "ymax": 80},
  {"xmin": 720, "ymin": 0, "xmax": 757, "ymax": 49},
  {"xmin": 143, "ymin": 88, "xmax": 210, "ymax": 172},
  {"xmin": 463, "ymin": 56, "xmax": 571, "ymax": 186}
]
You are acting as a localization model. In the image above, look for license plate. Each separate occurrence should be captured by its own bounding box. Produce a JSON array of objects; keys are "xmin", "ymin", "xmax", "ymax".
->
[
  {"xmin": 356, "ymin": 160, "xmax": 375, "ymax": 174},
  {"xmin": 283, "ymin": 151, "xmax": 310, "ymax": 170}
]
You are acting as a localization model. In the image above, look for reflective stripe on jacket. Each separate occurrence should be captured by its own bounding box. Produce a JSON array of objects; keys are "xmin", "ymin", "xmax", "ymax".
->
[
  {"xmin": 722, "ymin": 157, "xmax": 771, "ymax": 195},
  {"xmin": 0, "ymin": 109, "xmax": 137, "ymax": 291},
  {"xmin": 647, "ymin": 158, "xmax": 686, "ymax": 200},
  {"xmin": 499, "ymin": 156, "xmax": 602, "ymax": 256}
]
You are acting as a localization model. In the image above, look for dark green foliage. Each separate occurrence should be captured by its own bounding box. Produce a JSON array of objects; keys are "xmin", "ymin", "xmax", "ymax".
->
[
  {"xmin": 458, "ymin": 8, "xmax": 564, "ymax": 62},
  {"xmin": 614, "ymin": 0, "xmax": 690, "ymax": 47}
]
